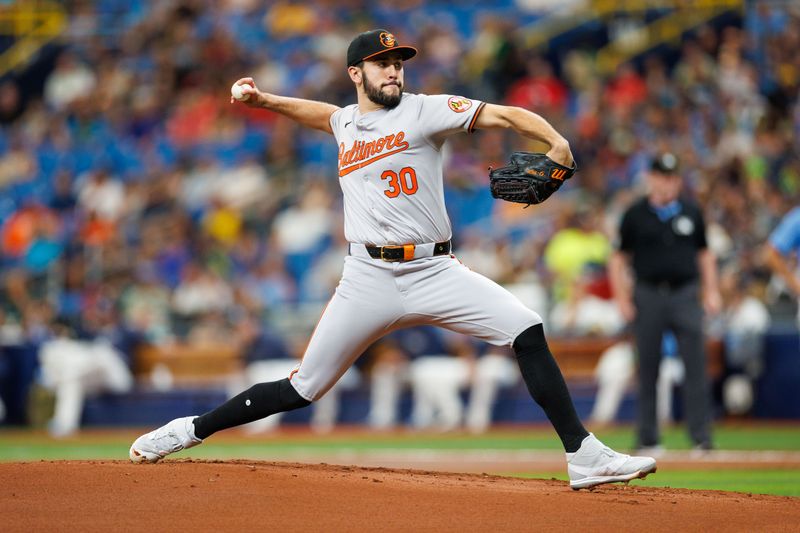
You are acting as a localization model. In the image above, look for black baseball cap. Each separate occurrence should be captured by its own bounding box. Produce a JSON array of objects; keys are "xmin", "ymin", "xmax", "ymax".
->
[
  {"xmin": 651, "ymin": 152, "xmax": 679, "ymax": 174},
  {"xmin": 347, "ymin": 29, "xmax": 417, "ymax": 67}
]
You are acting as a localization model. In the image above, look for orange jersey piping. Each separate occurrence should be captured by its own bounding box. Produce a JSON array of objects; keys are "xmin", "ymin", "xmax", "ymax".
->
[{"xmin": 468, "ymin": 102, "xmax": 486, "ymax": 133}]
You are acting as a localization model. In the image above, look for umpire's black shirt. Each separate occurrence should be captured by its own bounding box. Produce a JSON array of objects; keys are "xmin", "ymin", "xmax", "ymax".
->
[{"xmin": 618, "ymin": 197, "xmax": 707, "ymax": 286}]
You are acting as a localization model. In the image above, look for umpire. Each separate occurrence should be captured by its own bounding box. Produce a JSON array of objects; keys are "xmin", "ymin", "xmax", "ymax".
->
[{"xmin": 609, "ymin": 152, "xmax": 721, "ymax": 452}]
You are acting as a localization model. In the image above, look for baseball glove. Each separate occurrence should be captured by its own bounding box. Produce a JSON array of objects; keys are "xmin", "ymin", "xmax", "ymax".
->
[{"xmin": 489, "ymin": 151, "xmax": 576, "ymax": 207}]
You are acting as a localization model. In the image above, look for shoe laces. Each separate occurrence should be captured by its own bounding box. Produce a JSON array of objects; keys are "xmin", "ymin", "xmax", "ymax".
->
[
  {"xmin": 600, "ymin": 446, "xmax": 618, "ymax": 458},
  {"xmin": 599, "ymin": 445, "xmax": 632, "ymax": 466}
]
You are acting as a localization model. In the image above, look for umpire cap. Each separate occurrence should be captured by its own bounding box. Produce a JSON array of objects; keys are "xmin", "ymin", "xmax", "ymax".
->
[
  {"xmin": 651, "ymin": 152, "xmax": 679, "ymax": 174},
  {"xmin": 347, "ymin": 29, "xmax": 417, "ymax": 67}
]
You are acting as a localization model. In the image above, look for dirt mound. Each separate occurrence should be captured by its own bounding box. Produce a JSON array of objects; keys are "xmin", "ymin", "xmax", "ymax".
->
[{"xmin": 2, "ymin": 460, "xmax": 798, "ymax": 532}]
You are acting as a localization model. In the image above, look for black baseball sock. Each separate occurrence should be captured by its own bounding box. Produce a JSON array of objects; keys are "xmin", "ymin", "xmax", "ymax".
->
[
  {"xmin": 192, "ymin": 378, "xmax": 311, "ymax": 440},
  {"xmin": 513, "ymin": 324, "xmax": 589, "ymax": 453}
]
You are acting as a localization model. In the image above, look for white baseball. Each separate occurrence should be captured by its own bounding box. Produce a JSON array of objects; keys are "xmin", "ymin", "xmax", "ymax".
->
[{"xmin": 231, "ymin": 83, "xmax": 251, "ymax": 101}]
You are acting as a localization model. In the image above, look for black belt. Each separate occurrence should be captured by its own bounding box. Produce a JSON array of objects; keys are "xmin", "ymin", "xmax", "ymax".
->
[{"xmin": 365, "ymin": 240, "xmax": 451, "ymax": 262}]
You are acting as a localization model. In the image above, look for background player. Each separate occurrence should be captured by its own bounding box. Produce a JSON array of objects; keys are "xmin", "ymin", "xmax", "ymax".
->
[
  {"xmin": 130, "ymin": 28, "xmax": 656, "ymax": 490},
  {"xmin": 765, "ymin": 206, "xmax": 800, "ymax": 329}
]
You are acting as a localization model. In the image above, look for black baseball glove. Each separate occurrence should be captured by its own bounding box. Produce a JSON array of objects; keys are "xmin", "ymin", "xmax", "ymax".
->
[{"xmin": 489, "ymin": 151, "xmax": 576, "ymax": 207}]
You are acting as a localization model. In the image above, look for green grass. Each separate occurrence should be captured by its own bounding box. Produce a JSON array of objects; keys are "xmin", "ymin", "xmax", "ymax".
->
[
  {"xmin": 1, "ymin": 423, "xmax": 799, "ymax": 496},
  {"xmin": 4, "ymin": 423, "xmax": 796, "ymax": 456},
  {"xmin": 584, "ymin": 424, "xmax": 800, "ymax": 451},
  {"xmin": 510, "ymin": 469, "xmax": 800, "ymax": 497}
]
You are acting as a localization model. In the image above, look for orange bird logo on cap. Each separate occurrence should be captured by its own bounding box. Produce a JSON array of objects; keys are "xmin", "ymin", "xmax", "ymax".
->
[{"xmin": 380, "ymin": 32, "xmax": 396, "ymax": 48}]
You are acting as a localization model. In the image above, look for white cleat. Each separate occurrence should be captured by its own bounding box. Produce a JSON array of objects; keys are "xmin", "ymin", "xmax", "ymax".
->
[
  {"xmin": 129, "ymin": 416, "xmax": 203, "ymax": 463},
  {"xmin": 567, "ymin": 433, "xmax": 657, "ymax": 490}
]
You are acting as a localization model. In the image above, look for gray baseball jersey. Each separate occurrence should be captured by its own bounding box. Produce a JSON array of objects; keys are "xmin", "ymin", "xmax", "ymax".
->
[{"xmin": 330, "ymin": 93, "xmax": 485, "ymax": 245}]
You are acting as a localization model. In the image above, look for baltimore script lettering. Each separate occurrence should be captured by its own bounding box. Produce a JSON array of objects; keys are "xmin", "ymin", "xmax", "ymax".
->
[{"xmin": 338, "ymin": 131, "xmax": 409, "ymax": 177}]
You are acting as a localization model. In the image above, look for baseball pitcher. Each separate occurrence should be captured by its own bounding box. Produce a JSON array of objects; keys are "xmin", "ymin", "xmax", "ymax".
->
[{"xmin": 130, "ymin": 29, "xmax": 656, "ymax": 490}]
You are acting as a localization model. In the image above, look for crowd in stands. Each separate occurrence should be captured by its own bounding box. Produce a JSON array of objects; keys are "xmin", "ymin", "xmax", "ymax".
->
[{"xmin": 0, "ymin": 1, "xmax": 798, "ymax": 431}]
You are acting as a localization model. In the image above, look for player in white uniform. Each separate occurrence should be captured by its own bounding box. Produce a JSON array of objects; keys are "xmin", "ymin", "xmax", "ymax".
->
[{"xmin": 130, "ymin": 29, "xmax": 656, "ymax": 489}]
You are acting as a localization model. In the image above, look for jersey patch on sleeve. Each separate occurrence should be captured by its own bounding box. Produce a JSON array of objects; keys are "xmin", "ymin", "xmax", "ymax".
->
[{"xmin": 447, "ymin": 96, "xmax": 472, "ymax": 113}]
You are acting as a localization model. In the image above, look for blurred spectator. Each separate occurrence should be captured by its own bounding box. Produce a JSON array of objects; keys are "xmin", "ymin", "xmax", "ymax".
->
[
  {"xmin": 506, "ymin": 55, "xmax": 568, "ymax": 115},
  {"xmin": 544, "ymin": 202, "xmax": 611, "ymax": 302},
  {"xmin": 43, "ymin": 51, "xmax": 97, "ymax": 111},
  {"xmin": 456, "ymin": 230, "xmax": 513, "ymax": 281},
  {"xmin": 49, "ymin": 172, "xmax": 78, "ymax": 214},
  {"xmin": 23, "ymin": 218, "xmax": 63, "ymax": 275},
  {"xmin": 239, "ymin": 254, "xmax": 296, "ymax": 312},
  {"xmin": 202, "ymin": 197, "xmax": 243, "ymax": 246},
  {"xmin": 120, "ymin": 268, "xmax": 172, "ymax": 344},
  {"xmin": 0, "ymin": 81, "xmax": 24, "ymax": 126},
  {"xmin": 0, "ymin": 136, "xmax": 37, "ymax": 188},
  {"xmin": 549, "ymin": 264, "xmax": 624, "ymax": 337},
  {"xmin": 172, "ymin": 262, "xmax": 234, "ymax": 316},
  {"xmin": 77, "ymin": 169, "xmax": 125, "ymax": 221},
  {"xmin": 605, "ymin": 63, "xmax": 648, "ymax": 114},
  {"xmin": 215, "ymin": 159, "xmax": 270, "ymax": 210},
  {"xmin": 272, "ymin": 182, "xmax": 334, "ymax": 282},
  {"xmin": 2, "ymin": 203, "xmax": 59, "ymax": 260}
]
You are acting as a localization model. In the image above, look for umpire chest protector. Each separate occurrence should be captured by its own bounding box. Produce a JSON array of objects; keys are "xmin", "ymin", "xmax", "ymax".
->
[{"xmin": 618, "ymin": 197, "xmax": 707, "ymax": 285}]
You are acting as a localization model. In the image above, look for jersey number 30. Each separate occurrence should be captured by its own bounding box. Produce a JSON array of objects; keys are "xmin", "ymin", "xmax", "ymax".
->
[{"xmin": 381, "ymin": 167, "xmax": 419, "ymax": 198}]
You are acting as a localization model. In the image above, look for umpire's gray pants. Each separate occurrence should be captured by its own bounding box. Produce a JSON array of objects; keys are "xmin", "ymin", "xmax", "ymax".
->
[{"xmin": 633, "ymin": 281, "xmax": 712, "ymax": 447}]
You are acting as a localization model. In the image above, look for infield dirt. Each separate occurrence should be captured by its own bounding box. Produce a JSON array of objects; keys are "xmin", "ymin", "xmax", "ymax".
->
[{"xmin": 2, "ymin": 460, "xmax": 799, "ymax": 532}]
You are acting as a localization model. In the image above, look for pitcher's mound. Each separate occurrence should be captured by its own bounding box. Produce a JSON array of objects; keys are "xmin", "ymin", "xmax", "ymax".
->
[{"xmin": 2, "ymin": 460, "xmax": 798, "ymax": 531}]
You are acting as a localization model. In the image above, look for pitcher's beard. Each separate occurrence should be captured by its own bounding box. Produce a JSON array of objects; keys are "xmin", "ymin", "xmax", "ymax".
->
[{"xmin": 363, "ymin": 71, "xmax": 403, "ymax": 109}]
